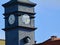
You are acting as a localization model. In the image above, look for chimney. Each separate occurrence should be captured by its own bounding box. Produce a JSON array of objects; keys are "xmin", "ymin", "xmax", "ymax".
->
[{"xmin": 51, "ymin": 36, "xmax": 57, "ymax": 41}]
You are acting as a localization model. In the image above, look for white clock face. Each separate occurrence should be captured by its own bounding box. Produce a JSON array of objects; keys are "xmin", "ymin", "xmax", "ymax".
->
[
  {"xmin": 22, "ymin": 14, "xmax": 30, "ymax": 24},
  {"xmin": 8, "ymin": 15, "xmax": 15, "ymax": 25},
  {"xmin": 27, "ymin": 38, "xmax": 31, "ymax": 43}
]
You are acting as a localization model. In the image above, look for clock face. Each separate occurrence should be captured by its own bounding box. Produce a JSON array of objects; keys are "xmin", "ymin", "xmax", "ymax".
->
[
  {"xmin": 22, "ymin": 14, "xmax": 30, "ymax": 24},
  {"xmin": 8, "ymin": 15, "xmax": 15, "ymax": 25},
  {"xmin": 27, "ymin": 38, "xmax": 31, "ymax": 43},
  {"xmin": 23, "ymin": 36, "xmax": 31, "ymax": 44}
]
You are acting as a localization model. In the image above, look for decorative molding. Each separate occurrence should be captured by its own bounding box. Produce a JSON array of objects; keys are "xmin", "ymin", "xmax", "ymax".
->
[
  {"xmin": 2, "ymin": 1, "xmax": 36, "ymax": 7},
  {"xmin": 2, "ymin": 26, "xmax": 37, "ymax": 31}
]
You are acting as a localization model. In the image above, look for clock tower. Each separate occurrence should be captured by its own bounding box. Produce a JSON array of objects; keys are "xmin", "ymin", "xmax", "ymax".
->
[{"xmin": 2, "ymin": 0, "xmax": 37, "ymax": 45}]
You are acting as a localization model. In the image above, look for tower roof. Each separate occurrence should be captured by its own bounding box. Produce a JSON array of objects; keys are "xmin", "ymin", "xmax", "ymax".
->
[{"xmin": 2, "ymin": 0, "xmax": 36, "ymax": 7}]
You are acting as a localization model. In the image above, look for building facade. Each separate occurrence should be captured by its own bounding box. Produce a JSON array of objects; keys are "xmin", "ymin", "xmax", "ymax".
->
[
  {"xmin": 0, "ymin": 39, "xmax": 5, "ymax": 45},
  {"xmin": 1, "ymin": 36, "xmax": 60, "ymax": 45}
]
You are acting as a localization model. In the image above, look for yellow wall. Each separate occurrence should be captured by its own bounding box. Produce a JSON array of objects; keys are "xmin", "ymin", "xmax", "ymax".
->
[{"xmin": 0, "ymin": 39, "xmax": 5, "ymax": 45}]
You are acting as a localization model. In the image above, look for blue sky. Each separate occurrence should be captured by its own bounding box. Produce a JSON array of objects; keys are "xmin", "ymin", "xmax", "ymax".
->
[{"xmin": 0, "ymin": 0, "xmax": 60, "ymax": 43}]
